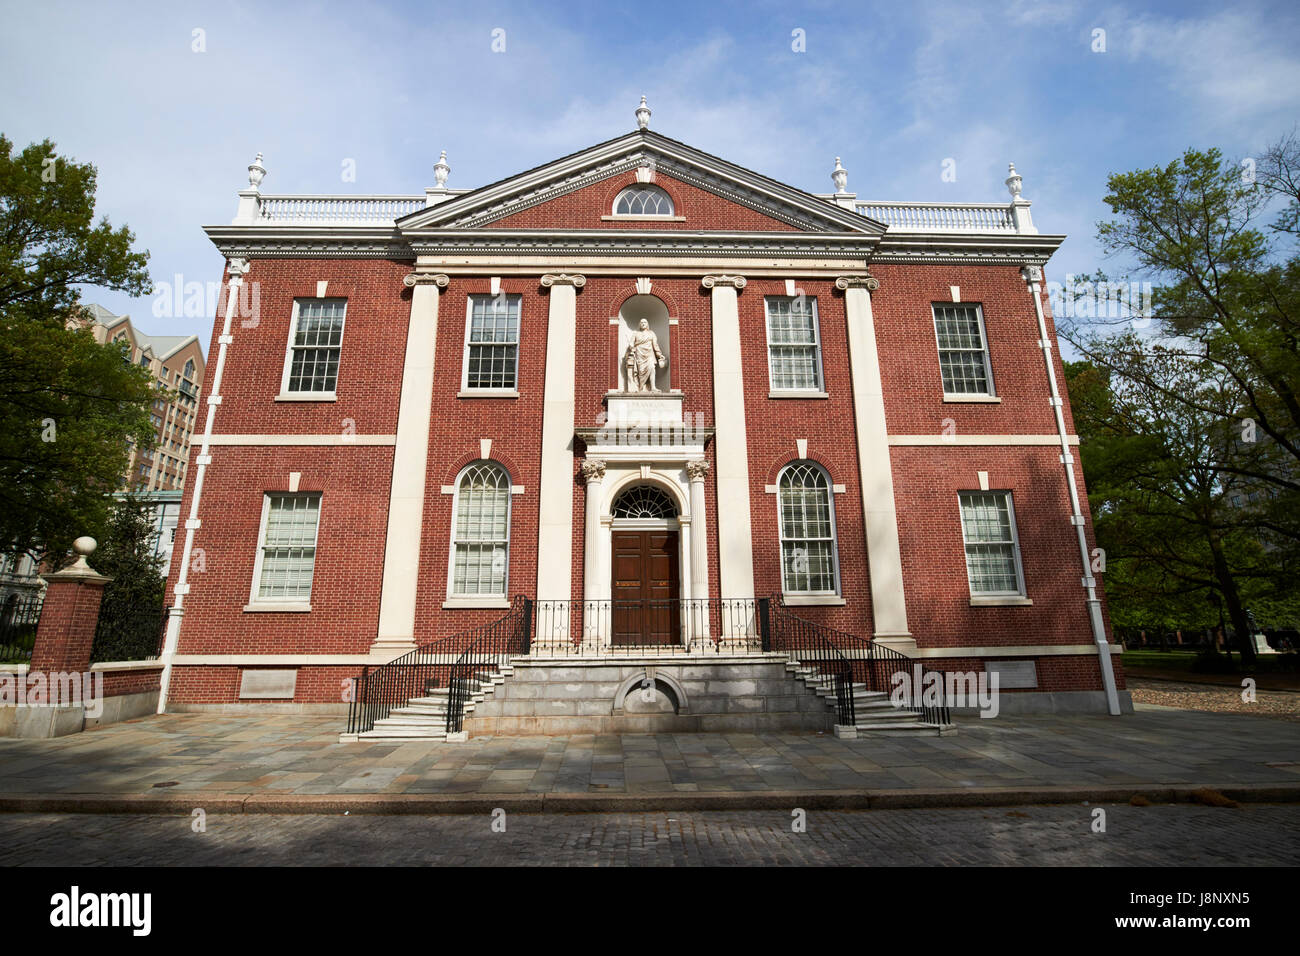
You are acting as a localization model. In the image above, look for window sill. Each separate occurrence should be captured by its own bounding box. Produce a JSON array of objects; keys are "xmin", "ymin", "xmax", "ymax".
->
[
  {"xmin": 275, "ymin": 392, "xmax": 337, "ymax": 403},
  {"xmin": 600, "ymin": 215, "xmax": 687, "ymax": 222},
  {"xmin": 969, "ymin": 596, "xmax": 1033, "ymax": 607},
  {"xmin": 782, "ymin": 594, "xmax": 846, "ymax": 606},
  {"xmin": 243, "ymin": 602, "xmax": 313, "ymax": 613},
  {"xmin": 443, "ymin": 597, "xmax": 512, "ymax": 609},
  {"xmin": 769, "ymin": 390, "xmax": 829, "ymax": 399},
  {"xmin": 943, "ymin": 394, "xmax": 1001, "ymax": 403},
  {"xmin": 457, "ymin": 389, "xmax": 519, "ymax": 399}
]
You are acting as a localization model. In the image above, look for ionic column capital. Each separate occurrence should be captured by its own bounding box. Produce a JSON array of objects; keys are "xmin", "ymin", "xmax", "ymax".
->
[
  {"xmin": 541, "ymin": 273, "xmax": 587, "ymax": 288},
  {"xmin": 835, "ymin": 274, "xmax": 879, "ymax": 292},
  {"xmin": 686, "ymin": 458, "xmax": 711, "ymax": 482},
  {"xmin": 581, "ymin": 458, "xmax": 607, "ymax": 482},
  {"xmin": 1020, "ymin": 265, "xmax": 1044, "ymax": 285},
  {"xmin": 701, "ymin": 275, "xmax": 746, "ymax": 290},
  {"xmin": 227, "ymin": 257, "xmax": 250, "ymax": 278},
  {"xmin": 403, "ymin": 272, "xmax": 449, "ymax": 289}
]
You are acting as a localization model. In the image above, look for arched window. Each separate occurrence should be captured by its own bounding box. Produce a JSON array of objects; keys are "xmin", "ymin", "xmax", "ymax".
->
[
  {"xmin": 449, "ymin": 461, "xmax": 511, "ymax": 597},
  {"xmin": 614, "ymin": 185, "xmax": 674, "ymax": 216},
  {"xmin": 184, "ymin": 359, "xmax": 195, "ymax": 380},
  {"xmin": 777, "ymin": 462, "xmax": 840, "ymax": 595},
  {"xmin": 612, "ymin": 484, "xmax": 677, "ymax": 519}
]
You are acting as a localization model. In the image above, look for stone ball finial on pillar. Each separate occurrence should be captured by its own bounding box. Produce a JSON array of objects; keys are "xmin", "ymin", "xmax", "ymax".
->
[{"xmin": 70, "ymin": 536, "xmax": 97, "ymax": 572}]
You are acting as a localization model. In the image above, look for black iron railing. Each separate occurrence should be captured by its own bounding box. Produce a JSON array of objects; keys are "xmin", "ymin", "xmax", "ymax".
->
[
  {"xmin": 0, "ymin": 593, "xmax": 43, "ymax": 664},
  {"xmin": 444, "ymin": 597, "xmax": 533, "ymax": 733},
  {"xmin": 760, "ymin": 597, "xmax": 856, "ymax": 726},
  {"xmin": 346, "ymin": 597, "xmax": 531, "ymax": 737},
  {"xmin": 90, "ymin": 602, "xmax": 169, "ymax": 663},
  {"xmin": 529, "ymin": 598, "xmax": 760, "ymax": 655}
]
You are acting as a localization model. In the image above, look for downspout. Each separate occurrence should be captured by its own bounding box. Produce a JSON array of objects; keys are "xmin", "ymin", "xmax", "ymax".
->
[
  {"xmin": 1022, "ymin": 265, "xmax": 1122, "ymax": 715},
  {"xmin": 156, "ymin": 257, "xmax": 248, "ymax": 713}
]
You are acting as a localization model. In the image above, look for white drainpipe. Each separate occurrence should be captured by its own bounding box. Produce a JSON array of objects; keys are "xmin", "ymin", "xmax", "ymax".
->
[
  {"xmin": 156, "ymin": 258, "xmax": 248, "ymax": 713},
  {"xmin": 1022, "ymin": 265, "xmax": 1121, "ymax": 715}
]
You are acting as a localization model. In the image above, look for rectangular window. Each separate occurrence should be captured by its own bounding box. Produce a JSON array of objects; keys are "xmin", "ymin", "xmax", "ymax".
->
[
  {"xmin": 254, "ymin": 494, "xmax": 321, "ymax": 601},
  {"xmin": 933, "ymin": 304, "xmax": 994, "ymax": 395},
  {"xmin": 958, "ymin": 492, "xmax": 1025, "ymax": 596},
  {"xmin": 463, "ymin": 295, "xmax": 520, "ymax": 390},
  {"xmin": 284, "ymin": 299, "xmax": 346, "ymax": 394},
  {"xmin": 765, "ymin": 296, "xmax": 824, "ymax": 392}
]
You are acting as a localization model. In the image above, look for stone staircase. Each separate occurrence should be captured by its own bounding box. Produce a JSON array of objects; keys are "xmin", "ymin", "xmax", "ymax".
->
[
  {"xmin": 785, "ymin": 661, "xmax": 957, "ymax": 737},
  {"xmin": 343, "ymin": 665, "xmax": 512, "ymax": 742},
  {"xmin": 343, "ymin": 655, "xmax": 955, "ymax": 741}
]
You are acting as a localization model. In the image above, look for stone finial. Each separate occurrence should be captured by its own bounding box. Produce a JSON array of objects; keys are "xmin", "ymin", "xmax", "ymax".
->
[
  {"xmin": 1005, "ymin": 162, "xmax": 1023, "ymax": 199},
  {"xmin": 247, "ymin": 152, "xmax": 267, "ymax": 190},
  {"xmin": 433, "ymin": 150, "xmax": 450, "ymax": 189},
  {"xmin": 71, "ymin": 536, "xmax": 96, "ymax": 568},
  {"xmin": 832, "ymin": 157, "xmax": 848, "ymax": 194},
  {"xmin": 635, "ymin": 95, "xmax": 652, "ymax": 130}
]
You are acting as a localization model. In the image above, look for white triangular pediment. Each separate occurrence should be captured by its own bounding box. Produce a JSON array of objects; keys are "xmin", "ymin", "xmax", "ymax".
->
[{"xmin": 397, "ymin": 130, "xmax": 883, "ymax": 235}]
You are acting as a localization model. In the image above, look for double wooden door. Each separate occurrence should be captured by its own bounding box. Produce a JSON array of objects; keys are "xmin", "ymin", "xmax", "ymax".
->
[{"xmin": 611, "ymin": 530, "xmax": 680, "ymax": 646}]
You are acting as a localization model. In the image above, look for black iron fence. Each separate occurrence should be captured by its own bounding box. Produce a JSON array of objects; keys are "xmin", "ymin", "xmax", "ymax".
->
[
  {"xmin": 529, "ymin": 598, "xmax": 761, "ymax": 655},
  {"xmin": 90, "ymin": 602, "xmax": 170, "ymax": 663},
  {"xmin": 346, "ymin": 596, "xmax": 532, "ymax": 737},
  {"xmin": 0, "ymin": 593, "xmax": 43, "ymax": 664},
  {"xmin": 444, "ymin": 598, "xmax": 533, "ymax": 733}
]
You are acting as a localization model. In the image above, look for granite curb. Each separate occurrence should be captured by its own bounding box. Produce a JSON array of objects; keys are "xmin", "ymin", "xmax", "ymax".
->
[{"xmin": 2, "ymin": 783, "xmax": 1297, "ymax": 815}]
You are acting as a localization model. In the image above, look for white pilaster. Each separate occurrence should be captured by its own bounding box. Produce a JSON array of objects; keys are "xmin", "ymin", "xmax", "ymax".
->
[
  {"xmin": 703, "ymin": 275, "xmax": 755, "ymax": 605},
  {"xmin": 687, "ymin": 458, "xmax": 712, "ymax": 647},
  {"xmin": 536, "ymin": 274, "xmax": 585, "ymax": 610},
  {"xmin": 837, "ymin": 275, "xmax": 911, "ymax": 641},
  {"xmin": 375, "ymin": 273, "xmax": 448, "ymax": 650}
]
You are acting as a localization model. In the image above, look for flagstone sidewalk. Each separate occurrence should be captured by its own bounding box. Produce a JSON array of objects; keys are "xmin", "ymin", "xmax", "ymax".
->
[{"xmin": 0, "ymin": 705, "xmax": 1298, "ymax": 806}]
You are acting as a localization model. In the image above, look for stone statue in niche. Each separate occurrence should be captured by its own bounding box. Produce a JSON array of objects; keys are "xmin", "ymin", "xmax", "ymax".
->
[{"xmin": 624, "ymin": 318, "xmax": 666, "ymax": 392}]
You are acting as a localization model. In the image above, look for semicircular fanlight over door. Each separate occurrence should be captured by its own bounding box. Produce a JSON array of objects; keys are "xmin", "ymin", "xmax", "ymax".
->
[{"xmin": 611, "ymin": 484, "xmax": 678, "ymax": 519}]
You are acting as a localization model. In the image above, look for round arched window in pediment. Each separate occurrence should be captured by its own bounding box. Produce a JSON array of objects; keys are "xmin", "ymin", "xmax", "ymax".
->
[
  {"xmin": 614, "ymin": 185, "xmax": 674, "ymax": 216},
  {"xmin": 612, "ymin": 484, "xmax": 678, "ymax": 519}
]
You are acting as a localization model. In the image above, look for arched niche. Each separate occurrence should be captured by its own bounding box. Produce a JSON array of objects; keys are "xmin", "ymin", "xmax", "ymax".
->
[{"xmin": 617, "ymin": 294, "xmax": 671, "ymax": 392}]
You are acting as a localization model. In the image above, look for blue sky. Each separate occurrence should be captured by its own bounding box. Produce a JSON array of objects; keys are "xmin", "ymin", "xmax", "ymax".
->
[{"xmin": 2, "ymin": 0, "xmax": 1298, "ymax": 349}]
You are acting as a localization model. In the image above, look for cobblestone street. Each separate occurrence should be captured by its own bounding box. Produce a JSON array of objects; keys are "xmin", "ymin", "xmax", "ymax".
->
[{"xmin": 1, "ymin": 805, "xmax": 1296, "ymax": 866}]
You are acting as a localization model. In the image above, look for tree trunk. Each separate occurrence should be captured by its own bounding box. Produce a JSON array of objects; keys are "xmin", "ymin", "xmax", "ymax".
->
[{"xmin": 1208, "ymin": 537, "xmax": 1257, "ymax": 665}]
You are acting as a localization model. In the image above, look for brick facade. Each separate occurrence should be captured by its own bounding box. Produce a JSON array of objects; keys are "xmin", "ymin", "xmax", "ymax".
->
[{"xmin": 164, "ymin": 128, "xmax": 1124, "ymax": 714}]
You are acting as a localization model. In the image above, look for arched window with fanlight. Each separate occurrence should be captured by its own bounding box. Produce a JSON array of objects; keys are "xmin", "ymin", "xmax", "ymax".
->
[
  {"xmin": 777, "ymin": 462, "xmax": 840, "ymax": 595},
  {"xmin": 448, "ymin": 461, "xmax": 511, "ymax": 598},
  {"xmin": 612, "ymin": 484, "xmax": 678, "ymax": 519},
  {"xmin": 613, "ymin": 185, "xmax": 674, "ymax": 217}
]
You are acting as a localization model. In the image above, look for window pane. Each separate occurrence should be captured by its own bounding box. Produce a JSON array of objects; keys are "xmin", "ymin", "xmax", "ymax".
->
[
  {"xmin": 959, "ymin": 493, "xmax": 1020, "ymax": 594},
  {"xmin": 258, "ymin": 494, "xmax": 319, "ymax": 599},
  {"xmin": 778, "ymin": 463, "xmax": 837, "ymax": 593},
  {"xmin": 767, "ymin": 297, "xmax": 822, "ymax": 391},
  {"xmin": 934, "ymin": 305, "xmax": 990, "ymax": 394},
  {"xmin": 615, "ymin": 186, "xmax": 673, "ymax": 215},
  {"xmin": 289, "ymin": 300, "xmax": 345, "ymax": 392},
  {"xmin": 453, "ymin": 464, "xmax": 510, "ymax": 596},
  {"xmin": 466, "ymin": 296, "xmax": 519, "ymax": 389}
]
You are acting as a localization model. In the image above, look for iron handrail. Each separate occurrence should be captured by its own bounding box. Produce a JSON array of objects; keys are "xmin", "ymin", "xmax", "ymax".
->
[
  {"xmin": 346, "ymin": 596, "xmax": 529, "ymax": 736},
  {"xmin": 764, "ymin": 599, "xmax": 951, "ymax": 726},
  {"xmin": 760, "ymin": 597, "xmax": 856, "ymax": 726},
  {"xmin": 444, "ymin": 598, "xmax": 533, "ymax": 734}
]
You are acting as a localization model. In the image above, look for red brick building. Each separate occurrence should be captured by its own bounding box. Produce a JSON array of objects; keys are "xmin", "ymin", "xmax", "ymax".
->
[{"xmin": 157, "ymin": 104, "xmax": 1128, "ymax": 733}]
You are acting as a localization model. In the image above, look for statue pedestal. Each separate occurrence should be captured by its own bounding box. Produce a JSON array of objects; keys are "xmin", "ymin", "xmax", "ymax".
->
[{"xmin": 604, "ymin": 390, "xmax": 684, "ymax": 426}]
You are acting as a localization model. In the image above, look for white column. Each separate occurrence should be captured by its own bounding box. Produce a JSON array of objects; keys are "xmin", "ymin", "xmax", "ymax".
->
[
  {"xmin": 687, "ymin": 458, "xmax": 711, "ymax": 647},
  {"xmin": 580, "ymin": 457, "xmax": 605, "ymax": 650},
  {"xmin": 536, "ymin": 274, "xmax": 585, "ymax": 618},
  {"xmin": 837, "ymin": 275, "xmax": 911, "ymax": 640},
  {"xmin": 704, "ymin": 276, "xmax": 755, "ymax": 606},
  {"xmin": 375, "ymin": 272, "xmax": 448, "ymax": 650}
]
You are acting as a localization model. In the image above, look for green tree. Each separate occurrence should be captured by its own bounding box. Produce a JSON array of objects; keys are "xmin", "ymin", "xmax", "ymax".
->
[
  {"xmin": 0, "ymin": 135, "xmax": 154, "ymax": 565},
  {"xmin": 88, "ymin": 497, "xmax": 167, "ymax": 662}
]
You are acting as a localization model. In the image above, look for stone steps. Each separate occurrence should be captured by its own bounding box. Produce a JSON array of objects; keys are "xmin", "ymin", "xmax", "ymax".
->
[{"xmin": 785, "ymin": 665, "xmax": 955, "ymax": 737}]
